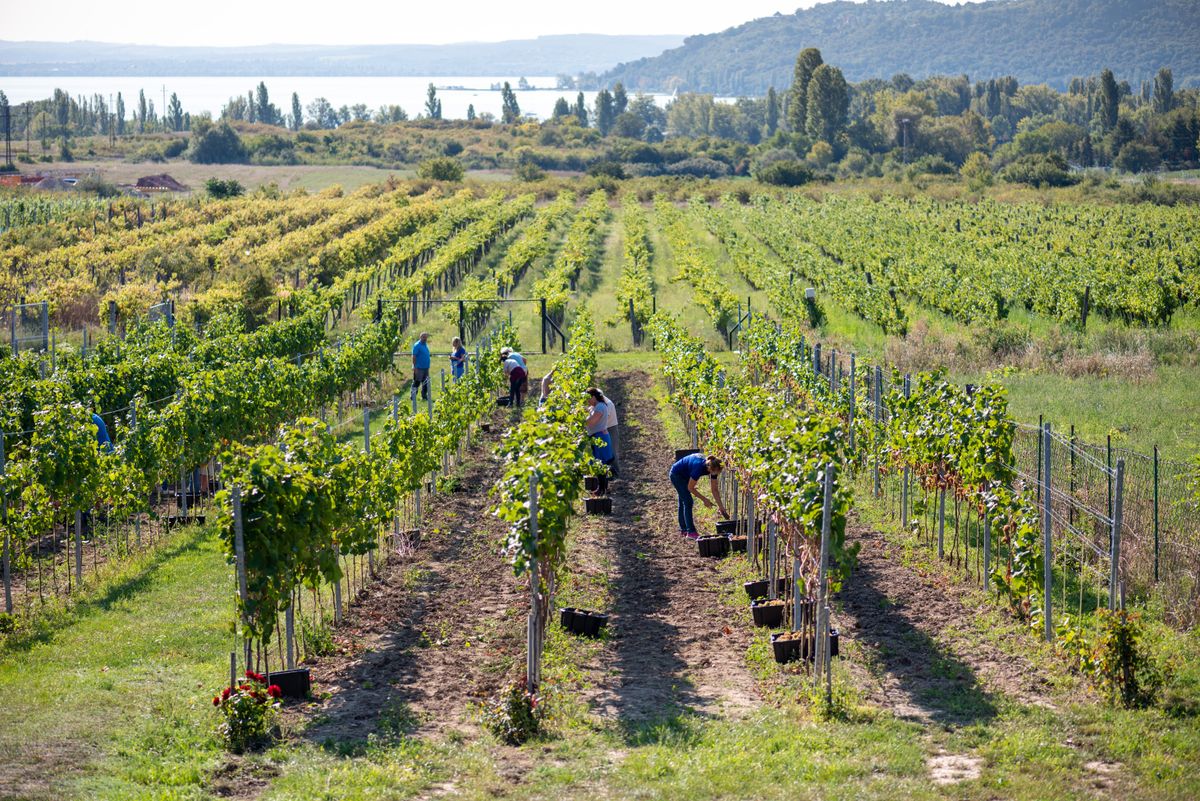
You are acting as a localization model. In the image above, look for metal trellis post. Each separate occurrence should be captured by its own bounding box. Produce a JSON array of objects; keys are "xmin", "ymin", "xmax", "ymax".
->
[
  {"xmin": 1042, "ymin": 423, "xmax": 1053, "ymax": 642},
  {"xmin": 1110, "ymin": 459, "xmax": 1125, "ymax": 609}
]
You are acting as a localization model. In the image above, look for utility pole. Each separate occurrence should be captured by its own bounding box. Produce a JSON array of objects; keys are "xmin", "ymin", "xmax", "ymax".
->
[{"xmin": 900, "ymin": 118, "xmax": 911, "ymax": 164}]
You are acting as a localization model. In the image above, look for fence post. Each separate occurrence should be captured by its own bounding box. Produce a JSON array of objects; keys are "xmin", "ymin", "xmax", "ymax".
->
[
  {"xmin": 364, "ymin": 408, "xmax": 376, "ymax": 578},
  {"xmin": 848, "ymin": 354, "xmax": 856, "ymax": 453},
  {"xmin": 232, "ymin": 486, "xmax": 252, "ymax": 669},
  {"xmin": 40, "ymin": 301, "xmax": 48, "ymax": 352},
  {"xmin": 1036, "ymin": 414, "xmax": 1043, "ymax": 503},
  {"xmin": 937, "ymin": 488, "xmax": 945, "ymax": 559},
  {"xmin": 1110, "ymin": 459, "xmax": 1126, "ymax": 609},
  {"xmin": 983, "ymin": 511, "xmax": 991, "ymax": 592},
  {"xmin": 901, "ymin": 374, "xmax": 911, "ymax": 527},
  {"xmin": 1153, "ymin": 446, "xmax": 1160, "ymax": 583},
  {"xmin": 873, "ymin": 365, "xmax": 883, "ymax": 498},
  {"xmin": 0, "ymin": 433, "xmax": 9, "ymax": 614},
  {"xmin": 1106, "ymin": 434, "xmax": 1113, "ymax": 519},
  {"xmin": 1042, "ymin": 423, "xmax": 1053, "ymax": 642},
  {"xmin": 527, "ymin": 472, "xmax": 540, "ymax": 691},
  {"xmin": 74, "ymin": 510, "xmax": 83, "ymax": 586},
  {"xmin": 285, "ymin": 601, "xmax": 295, "ymax": 670},
  {"xmin": 767, "ymin": 519, "xmax": 778, "ymax": 600},
  {"xmin": 817, "ymin": 464, "xmax": 834, "ymax": 699}
]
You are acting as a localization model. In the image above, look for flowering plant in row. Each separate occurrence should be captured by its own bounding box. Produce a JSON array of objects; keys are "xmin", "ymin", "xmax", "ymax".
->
[{"xmin": 212, "ymin": 670, "xmax": 282, "ymax": 752}]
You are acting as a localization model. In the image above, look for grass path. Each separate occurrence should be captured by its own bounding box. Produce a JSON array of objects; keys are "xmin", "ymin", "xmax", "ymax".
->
[{"xmin": 0, "ymin": 526, "xmax": 232, "ymax": 799}]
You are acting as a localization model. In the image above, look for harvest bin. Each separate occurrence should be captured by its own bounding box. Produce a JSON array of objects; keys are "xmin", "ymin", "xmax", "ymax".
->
[
  {"xmin": 267, "ymin": 668, "xmax": 311, "ymax": 699},
  {"xmin": 559, "ymin": 607, "xmax": 577, "ymax": 630},
  {"xmin": 770, "ymin": 629, "xmax": 840, "ymax": 664},
  {"xmin": 697, "ymin": 535, "xmax": 729, "ymax": 558},
  {"xmin": 563, "ymin": 608, "xmax": 608, "ymax": 638},
  {"xmin": 743, "ymin": 577, "xmax": 790, "ymax": 600},
  {"xmin": 585, "ymin": 497, "xmax": 612, "ymax": 515},
  {"xmin": 751, "ymin": 599, "xmax": 785, "ymax": 628},
  {"xmin": 673, "ymin": 448, "xmax": 701, "ymax": 460},
  {"xmin": 728, "ymin": 535, "xmax": 747, "ymax": 553}
]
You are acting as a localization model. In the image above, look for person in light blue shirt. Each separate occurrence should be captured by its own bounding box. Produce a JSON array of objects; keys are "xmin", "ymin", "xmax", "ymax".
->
[
  {"xmin": 411, "ymin": 332, "xmax": 431, "ymax": 400},
  {"xmin": 501, "ymin": 347, "xmax": 526, "ymax": 369},
  {"xmin": 668, "ymin": 453, "xmax": 728, "ymax": 539}
]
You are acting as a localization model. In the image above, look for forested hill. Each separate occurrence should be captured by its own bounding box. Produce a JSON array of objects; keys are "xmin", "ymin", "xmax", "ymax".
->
[{"xmin": 602, "ymin": 0, "xmax": 1200, "ymax": 94}]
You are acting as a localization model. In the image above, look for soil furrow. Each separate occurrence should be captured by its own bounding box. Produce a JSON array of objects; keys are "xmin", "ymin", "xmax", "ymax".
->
[{"xmin": 578, "ymin": 370, "xmax": 758, "ymax": 725}]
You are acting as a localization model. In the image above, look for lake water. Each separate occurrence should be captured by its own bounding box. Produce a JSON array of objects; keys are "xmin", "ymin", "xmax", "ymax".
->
[{"xmin": 0, "ymin": 75, "xmax": 677, "ymax": 121}]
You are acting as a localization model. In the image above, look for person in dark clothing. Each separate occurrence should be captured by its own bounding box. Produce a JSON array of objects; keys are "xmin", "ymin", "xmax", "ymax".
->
[{"xmin": 669, "ymin": 453, "xmax": 728, "ymax": 539}]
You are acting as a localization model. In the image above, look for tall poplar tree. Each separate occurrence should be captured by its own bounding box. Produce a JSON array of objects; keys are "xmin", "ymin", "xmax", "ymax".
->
[
  {"xmin": 1099, "ymin": 68, "xmax": 1119, "ymax": 131},
  {"xmin": 501, "ymin": 82, "xmax": 521, "ymax": 123},
  {"xmin": 787, "ymin": 47, "xmax": 823, "ymax": 133},
  {"xmin": 290, "ymin": 93, "xmax": 303, "ymax": 130},
  {"xmin": 1153, "ymin": 67, "xmax": 1174, "ymax": 114},
  {"xmin": 595, "ymin": 89, "xmax": 615, "ymax": 135},
  {"xmin": 805, "ymin": 64, "xmax": 849, "ymax": 145}
]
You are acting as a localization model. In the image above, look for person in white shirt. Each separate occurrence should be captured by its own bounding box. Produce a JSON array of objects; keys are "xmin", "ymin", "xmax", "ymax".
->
[{"xmin": 600, "ymin": 390, "xmax": 620, "ymax": 478}]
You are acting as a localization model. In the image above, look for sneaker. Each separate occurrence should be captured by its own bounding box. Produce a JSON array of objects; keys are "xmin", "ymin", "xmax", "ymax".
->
[
  {"xmin": 685, "ymin": 531, "xmax": 700, "ymax": 540},
  {"xmin": 678, "ymin": 530, "xmax": 689, "ymax": 538}
]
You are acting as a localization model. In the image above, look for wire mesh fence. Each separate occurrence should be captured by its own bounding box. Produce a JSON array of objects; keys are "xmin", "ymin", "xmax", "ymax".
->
[
  {"xmin": 797, "ymin": 339, "xmax": 1199, "ymax": 629},
  {"xmin": 5, "ymin": 301, "xmax": 49, "ymax": 355}
]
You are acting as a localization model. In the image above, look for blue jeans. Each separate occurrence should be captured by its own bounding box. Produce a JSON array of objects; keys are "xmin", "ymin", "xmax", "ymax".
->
[{"xmin": 671, "ymin": 472, "xmax": 695, "ymax": 533}]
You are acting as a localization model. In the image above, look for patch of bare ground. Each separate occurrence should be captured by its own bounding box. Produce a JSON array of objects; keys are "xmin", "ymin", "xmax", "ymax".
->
[
  {"xmin": 0, "ymin": 739, "xmax": 99, "ymax": 801},
  {"xmin": 835, "ymin": 521, "xmax": 1069, "ymax": 725},
  {"xmin": 295, "ymin": 408, "xmax": 530, "ymax": 745},
  {"xmin": 207, "ymin": 756, "xmax": 280, "ymax": 798},
  {"xmin": 576, "ymin": 371, "xmax": 758, "ymax": 726}
]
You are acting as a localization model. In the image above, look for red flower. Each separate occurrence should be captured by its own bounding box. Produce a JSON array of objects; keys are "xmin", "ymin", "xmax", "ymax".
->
[
  {"xmin": 267, "ymin": 685, "xmax": 282, "ymax": 698},
  {"xmin": 212, "ymin": 697, "xmax": 220, "ymax": 706},
  {"xmin": 222, "ymin": 687, "xmax": 232, "ymax": 700}
]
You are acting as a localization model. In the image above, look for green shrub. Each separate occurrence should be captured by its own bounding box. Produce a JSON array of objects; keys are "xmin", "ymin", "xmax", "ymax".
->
[
  {"xmin": 587, "ymin": 161, "xmax": 626, "ymax": 179},
  {"xmin": 754, "ymin": 159, "xmax": 814, "ymax": 187},
  {"xmin": 416, "ymin": 156, "xmax": 464, "ymax": 181},
  {"xmin": 1000, "ymin": 153, "xmax": 1077, "ymax": 187},
  {"xmin": 513, "ymin": 161, "xmax": 545, "ymax": 182},
  {"xmin": 162, "ymin": 138, "xmax": 188, "ymax": 158},
  {"xmin": 205, "ymin": 177, "xmax": 245, "ymax": 199},
  {"xmin": 1114, "ymin": 142, "xmax": 1162, "ymax": 174},
  {"xmin": 188, "ymin": 121, "xmax": 249, "ymax": 164}
]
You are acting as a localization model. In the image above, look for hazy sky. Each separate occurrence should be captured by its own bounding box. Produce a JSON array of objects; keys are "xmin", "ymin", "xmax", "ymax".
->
[{"xmin": 4, "ymin": 0, "xmax": 968, "ymax": 46}]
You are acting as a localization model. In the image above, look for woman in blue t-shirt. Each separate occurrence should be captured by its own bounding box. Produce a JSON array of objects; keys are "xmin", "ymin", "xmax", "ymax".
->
[
  {"xmin": 669, "ymin": 453, "xmax": 729, "ymax": 539},
  {"xmin": 450, "ymin": 337, "xmax": 468, "ymax": 381}
]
